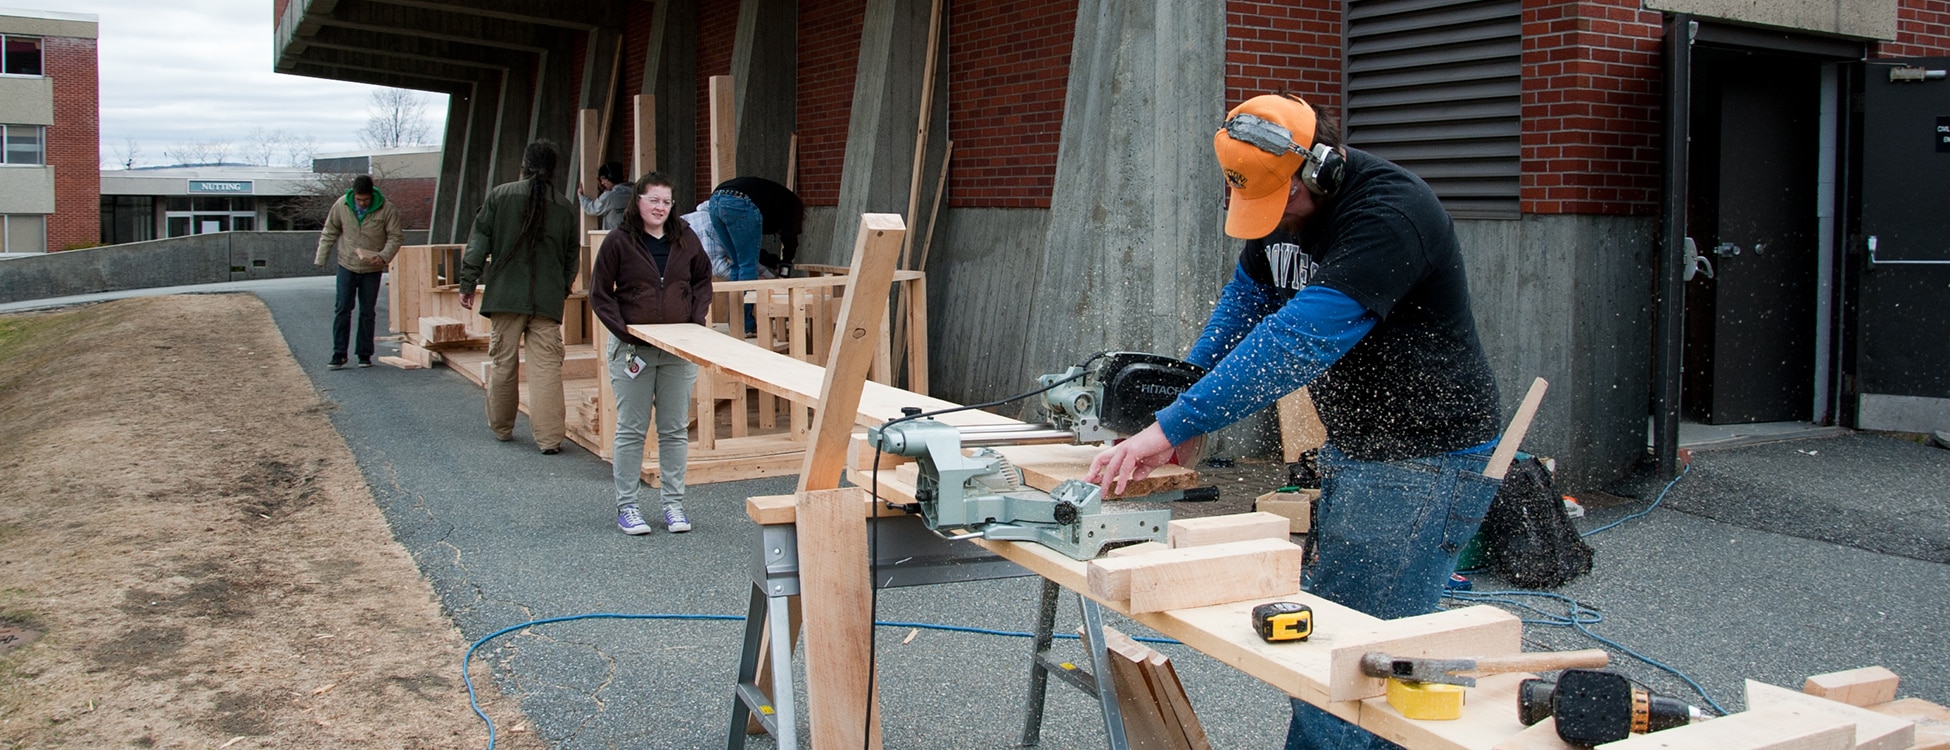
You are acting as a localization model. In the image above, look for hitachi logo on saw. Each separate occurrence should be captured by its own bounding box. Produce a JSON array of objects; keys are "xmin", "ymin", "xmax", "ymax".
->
[{"xmin": 1137, "ymin": 383, "xmax": 1189, "ymax": 396}]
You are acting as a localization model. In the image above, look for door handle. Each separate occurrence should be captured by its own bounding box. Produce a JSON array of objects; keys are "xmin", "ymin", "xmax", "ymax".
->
[{"xmin": 1683, "ymin": 237, "xmax": 1714, "ymax": 281}]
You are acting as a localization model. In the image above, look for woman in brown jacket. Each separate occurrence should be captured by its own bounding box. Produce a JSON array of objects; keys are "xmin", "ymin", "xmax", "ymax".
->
[{"xmin": 588, "ymin": 172, "xmax": 712, "ymax": 535}]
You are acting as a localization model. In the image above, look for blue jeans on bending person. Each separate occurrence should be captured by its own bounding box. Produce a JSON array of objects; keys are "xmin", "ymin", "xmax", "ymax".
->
[
  {"xmin": 608, "ymin": 337, "xmax": 698, "ymax": 512},
  {"xmin": 332, "ymin": 266, "xmax": 383, "ymax": 360},
  {"xmin": 706, "ymin": 190, "xmax": 764, "ymax": 282},
  {"xmin": 1285, "ymin": 443, "xmax": 1502, "ymax": 750}
]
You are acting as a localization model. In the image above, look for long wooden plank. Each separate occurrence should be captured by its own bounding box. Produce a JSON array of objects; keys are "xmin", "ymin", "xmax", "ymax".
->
[
  {"xmin": 1485, "ymin": 378, "xmax": 1548, "ymax": 480},
  {"xmin": 1100, "ymin": 626, "xmax": 1182, "ymax": 748},
  {"xmin": 1148, "ymin": 652, "xmax": 1213, "ymax": 750},
  {"xmin": 994, "ymin": 443, "xmax": 1198, "ymax": 499},
  {"xmin": 577, "ymin": 108, "xmax": 600, "ymax": 244},
  {"xmin": 796, "ymin": 487, "xmax": 883, "ymax": 749},
  {"xmin": 797, "ymin": 214, "xmax": 906, "ymax": 492},
  {"xmin": 1748, "ymin": 680, "xmax": 1915, "ymax": 750},
  {"xmin": 1597, "ymin": 708, "xmax": 1854, "ymax": 750},
  {"xmin": 632, "ymin": 94, "xmax": 654, "ymax": 177},
  {"xmin": 709, "ymin": 75, "xmax": 735, "ymax": 185},
  {"xmin": 1865, "ymin": 699, "xmax": 1950, "ymax": 750}
]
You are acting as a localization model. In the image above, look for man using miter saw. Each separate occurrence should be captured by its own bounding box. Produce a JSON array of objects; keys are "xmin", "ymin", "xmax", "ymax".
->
[{"xmin": 1088, "ymin": 93, "xmax": 1504, "ymax": 750}]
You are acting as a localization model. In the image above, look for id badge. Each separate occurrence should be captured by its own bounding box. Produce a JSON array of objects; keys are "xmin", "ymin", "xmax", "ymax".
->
[{"xmin": 625, "ymin": 353, "xmax": 647, "ymax": 379}]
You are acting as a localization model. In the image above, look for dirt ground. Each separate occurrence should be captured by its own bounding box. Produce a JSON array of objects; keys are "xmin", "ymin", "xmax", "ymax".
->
[{"xmin": 0, "ymin": 295, "xmax": 544, "ymax": 749}]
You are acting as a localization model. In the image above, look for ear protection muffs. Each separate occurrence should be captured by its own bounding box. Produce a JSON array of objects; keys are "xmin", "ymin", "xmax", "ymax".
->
[{"xmin": 1299, "ymin": 142, "xmax": 1345, "ymax": 197}]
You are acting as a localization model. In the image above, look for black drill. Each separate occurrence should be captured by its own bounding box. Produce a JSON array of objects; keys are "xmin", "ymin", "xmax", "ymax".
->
[{"xmin": 1518, "ymin": 669, "xmax": 1701, "ymax": 746}]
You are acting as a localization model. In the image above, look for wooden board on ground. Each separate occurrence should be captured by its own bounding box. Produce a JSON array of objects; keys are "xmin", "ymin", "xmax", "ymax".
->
[
  {"xmin": 376, "ymin": 355, "xmax": 422, "ymax": 370},
  {"xmin": 1255, "ymin": 489, "xmax": 1316, "ymax": 534},
  {"xmin": 1804, "ymin": 666, "xmax": 1901, "ymax": 707},
  {"xmin": 1747, "ymin": 679, "xmax": 1915, "ymax": 750},
  {"xmin": 1167, "ymin": 512, "xmax": 1290, "ymax": 548},
  {"xmin": 1865, "ymin": 699, "xmax": 1950, "ymax": 750}
]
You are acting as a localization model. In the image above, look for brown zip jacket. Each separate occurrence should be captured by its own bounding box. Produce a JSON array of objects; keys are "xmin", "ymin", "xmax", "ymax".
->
[
  {"xmin": 314, "ymin": 189, "xmax": 403, "ymax": 273},
  {"xmin": 589, "ymin": 219, "xmax": 712, "ymax": 346}
]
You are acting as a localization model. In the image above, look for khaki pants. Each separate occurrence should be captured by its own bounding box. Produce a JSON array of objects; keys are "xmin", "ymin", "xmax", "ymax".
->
[{"xmin": 486, "ymin": 313, "xmax": 565, "ymax": 451}]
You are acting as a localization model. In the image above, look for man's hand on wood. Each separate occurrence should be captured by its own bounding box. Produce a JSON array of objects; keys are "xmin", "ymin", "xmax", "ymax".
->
[
  {"xmin": 459, "ymin": 292, "xmax": 475, "ymax": 310},
  {"xmin": 1086, "ymin": 422, "xmax": 1176, "ymax": 495}
]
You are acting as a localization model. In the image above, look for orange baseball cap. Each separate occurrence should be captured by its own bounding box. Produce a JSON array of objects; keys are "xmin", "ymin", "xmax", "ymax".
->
[{"xmin": 1214, "ymin": 94, "xmax": 1317, "ymax": 239}]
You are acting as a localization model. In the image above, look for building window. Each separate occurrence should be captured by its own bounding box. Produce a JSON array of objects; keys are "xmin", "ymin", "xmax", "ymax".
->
[
  {"xmin": 2, "ymin": 214, "xmax": 47, "ymax": 253},
  {"xmin": 1, "ymin": 35, "xmax": 41, "ymax": 77},
  {"xmin": 99, "ymin": 195, "xmax": 157, "ymax": 246},
  {"xmin": 2, "ymin": 124, "xmax": 45, "ymax": 165}
]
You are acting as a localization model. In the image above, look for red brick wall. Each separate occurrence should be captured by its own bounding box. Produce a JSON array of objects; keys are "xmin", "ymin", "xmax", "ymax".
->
[
  {"xmin": 694, "ymin": 0, "xmax": 738, "ymax": 199},
  {"xmin": 795, "ymin": 0, "xmax": 865, "ymax": 206},
  {"xmin": 378, "ymin": 177, "xmax": 436, "ymax": 230},
  {"xmin": 1879, "ymin": 0, "xmax": 1950, "ymax": 57},
  {"xmin": 46, "ymin": 35, "xmax": 99, "ymax": 251},
  {"xmin": 1225, "ymin": 0, "xmax": 1342, "ymax": 117},
  {"xmin": 944, "ymin": 0, "xmax": 1076, "ymax": 209},
  {"xmin": 1518, "ymin": 0, "xmax": 1661, "ymax": 215}
]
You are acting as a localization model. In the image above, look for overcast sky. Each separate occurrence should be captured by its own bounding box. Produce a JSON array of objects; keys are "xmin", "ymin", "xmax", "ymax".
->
[{"xmin": 44, "ymin": 0, "xmax": 447, "ymax": 169}]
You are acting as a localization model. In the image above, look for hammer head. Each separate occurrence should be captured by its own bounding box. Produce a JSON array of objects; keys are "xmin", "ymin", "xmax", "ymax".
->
[{"xmin": 1359, "ymin": 652, "xmax": 1478, "ymax": 688}]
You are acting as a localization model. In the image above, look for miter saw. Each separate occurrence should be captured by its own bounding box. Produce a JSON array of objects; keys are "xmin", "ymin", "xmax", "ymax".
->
[{"xmin": 865, "ymin": 353, "xmax": 1212, "ymax": 560}]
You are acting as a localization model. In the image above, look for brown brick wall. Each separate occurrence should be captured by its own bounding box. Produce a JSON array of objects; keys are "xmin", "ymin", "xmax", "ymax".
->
[
  {"xmin": 943, "ymin": 0, "xmax": 1075, "ymax": 209},
  {"xmin": 1518, "ymin": 0, "xmax": 1663, "ymax": 215},
  {"xmin": 1225, "ymin": 0, "xmax": 1343, "ymax": 116},
  {"xmin": 1880, "ymin": 0, "xmax": 1950, "ymax": 57},
  {"xmin": 795, "ymin": 0, "xmax": 865, "ymax": 206},
  {"xmin": 45, "ymin": 35, "xmax": 99, "ymax": 251},
  {"xmin": 378, "ymin": 177, "xmax": 435, "ymax": 230},
  {"xmin": 693, "ymin": 0, "xmax": 739, "ymax": 199}
]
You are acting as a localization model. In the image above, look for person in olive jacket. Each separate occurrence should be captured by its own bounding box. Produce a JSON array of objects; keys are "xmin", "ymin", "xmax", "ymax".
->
[
  {"xmin": 589, "ymin": 172, "xmax": 711, "ymax": 535},
  {"xmin": 458, "ymin": 140, "xmax": 582, "ymax": 454},
  {"xmin": 314, "ymin": 175, "xmax": 403, "ymax": 369}
]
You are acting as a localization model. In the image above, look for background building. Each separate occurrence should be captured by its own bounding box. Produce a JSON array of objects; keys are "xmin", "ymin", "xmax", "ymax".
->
[
  {"xmin": 0, "ymin": 8, "xmax": 97, "ymax": 253},
  {"xmin": 97, "ymin": 145, "xmax": 439, "ymax": 245},
  {"xmin": 271, "ymin": 0, "xmax": 1950, "ymax": 490}
]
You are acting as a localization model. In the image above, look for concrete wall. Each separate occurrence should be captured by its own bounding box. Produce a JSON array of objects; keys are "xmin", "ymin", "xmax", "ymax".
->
[
  {"xmin": 1458, "ymin": 214, "xmax": 1656, "ymax": 490},
  {"xmin": 0, "ymin": 231, "xmax": 394, "ymax": 304},
  {"xmin": 1644, "ymin": 0, "xmax": 1899, "ymax": 40},
  {"xmin": 0, "ymin": 76, "xmax": 52, "ymax": 124},
  {"xmin": 0, "ymin": 167, "xmax": 55, "ymax": 214}
]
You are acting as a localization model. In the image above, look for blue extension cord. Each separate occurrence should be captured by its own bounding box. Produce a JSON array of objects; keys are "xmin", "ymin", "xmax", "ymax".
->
[
  {"xmin": 1445, "ymin": 461, "xmax": 1729, "ymax": 715},
  {"xmin": 464, "ymin": 614, "xmax": 1182, "ymax": 749},
  {"xmin": 468, "ymin": 464, "xmax": 1708, "ymax": 746}
]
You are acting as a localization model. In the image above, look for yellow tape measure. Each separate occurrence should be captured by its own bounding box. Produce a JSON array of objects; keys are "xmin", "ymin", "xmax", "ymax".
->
[{"xmin": 1251, "ymin": 601, "xmax": 1313, "ymax": 642}]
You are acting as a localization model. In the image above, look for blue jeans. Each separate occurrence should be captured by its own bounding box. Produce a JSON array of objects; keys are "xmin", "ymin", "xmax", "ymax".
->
[
  {"xmin": 707, "ymin": 191, "xmax": 764, "ymax": 282},
  {"xmin": 332, "ymin": 266, "xmax": 383, "ymax": 359},
  {"xmin": 1285, "ymin": 444, "xmax": 1501, "ymax": 750}
]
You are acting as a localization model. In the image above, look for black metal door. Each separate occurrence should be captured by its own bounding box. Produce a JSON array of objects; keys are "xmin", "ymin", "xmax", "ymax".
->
[
  {"xmin": 1854, "ymin": 58, "xmax": 1950, "ymax": 428},
  {"xmin": 1683, "ymin": 48, "xmax": 1821, "ymax": 424}
]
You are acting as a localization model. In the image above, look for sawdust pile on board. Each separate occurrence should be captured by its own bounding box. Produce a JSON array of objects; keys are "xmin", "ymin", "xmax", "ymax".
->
[{"xmin": 0, "ymin": 294, "xmax": 544, "ymax": 749}]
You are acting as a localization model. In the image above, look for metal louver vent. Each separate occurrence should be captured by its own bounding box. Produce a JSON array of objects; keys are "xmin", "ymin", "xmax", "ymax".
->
[{"xmin": 1346, "ymin": 0, "xmax": 1521, "ymax": 219}]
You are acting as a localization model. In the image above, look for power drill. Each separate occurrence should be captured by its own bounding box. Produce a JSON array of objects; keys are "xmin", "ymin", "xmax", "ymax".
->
[{"xmin": 1518, "ymin": 669, "xmax": 1702, "ymax": 746}]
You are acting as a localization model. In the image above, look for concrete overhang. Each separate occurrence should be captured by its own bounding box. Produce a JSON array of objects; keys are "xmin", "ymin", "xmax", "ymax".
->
[{"xmin": 275, "ymin": 0, "xmax": 589, "ymax": 89}]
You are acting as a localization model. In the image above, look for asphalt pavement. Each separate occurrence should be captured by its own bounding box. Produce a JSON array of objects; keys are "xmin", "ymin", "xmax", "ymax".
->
[{"xmin": 16, "ymin": 277, "xmax": 1949, "ymax": 748}]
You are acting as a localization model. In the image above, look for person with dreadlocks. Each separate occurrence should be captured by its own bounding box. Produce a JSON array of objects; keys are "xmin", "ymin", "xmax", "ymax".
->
[{"xmin": 458, "ymin": 140, "xmax": 582, "ymax": 454}]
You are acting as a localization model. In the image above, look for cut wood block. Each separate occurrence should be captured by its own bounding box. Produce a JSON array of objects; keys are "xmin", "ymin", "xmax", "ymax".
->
[
  {"xmin": 1747, "ymin": 679, "xmax": 1915, "ymax": 750},
  {"xmin": 376, "ymin": 355, "xmax": 422, "ymax": 370},
  {"xmin": 419, "ymin": 315, "xmax": 468, "ymax": 344},
  {"xmin": 1594, "ymin": 707, "xmax": 1854, "ymax": 750},
  {"xmin": 1255, "ymin": 490, "xmax": 1317, "ymax": 534},
  {"xmin": 1804, "ymin": 666, "xmax": 1901, "ymax": 708},
  {"xmin": 398, "ymin": 341, "xmax": 438, "ymax": 368},
  {"xmin": 1865, "ymin": 698, "xmax": 1950, "ymax": 750},
  {"xmin": 1167, "ymin": 512, "xmax": 1290, "ymax": 548},
  {"xmin": 1086, "ymin": 537, "xmax": 1303, "ymax": 614}
]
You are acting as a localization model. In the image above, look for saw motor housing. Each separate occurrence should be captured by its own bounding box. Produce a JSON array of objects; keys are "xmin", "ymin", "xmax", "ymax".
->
[{"xmin": 1038, "ymin": 352, "xmax": 1207, "ymax": 443}]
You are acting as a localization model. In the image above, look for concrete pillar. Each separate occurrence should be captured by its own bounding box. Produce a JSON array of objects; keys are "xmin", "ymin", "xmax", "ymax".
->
[
  {"xmin": 429, "ymin": 89, "xmax": 471, "ymax": 244},
  {"xmin": 644, "ymin": 0, "xmax": 698, "ymax": 207},
  {"xmin": 829, "ymin": 0, "xmax": 937, "ymax": 265},
  {"xmin": 493, "ymin": 60, "xmax": 537, "ymax": 186},
  {"xmin": 1020, "ymin": 0, "xmax": 1227, "ymax": 372},
  {"xmin": 730, "ymin": 0, "xmax": 796, "ymax": 184},
  {"xmin": 453, "ymin": 71, "xmax": 503, "ymax": 241},
  {"xmin": 531, "ymin": 31, "xmax": 578, "ymax": 169},
  {"xmin": 578, "ymin": 27, "xmax": 623, "ymax": 171}
]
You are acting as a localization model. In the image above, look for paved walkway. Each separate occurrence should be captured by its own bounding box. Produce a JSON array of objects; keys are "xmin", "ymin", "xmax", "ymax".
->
[{"xmin": 16, "ymin": 278, "xmax": 1950, "ymax": 746}]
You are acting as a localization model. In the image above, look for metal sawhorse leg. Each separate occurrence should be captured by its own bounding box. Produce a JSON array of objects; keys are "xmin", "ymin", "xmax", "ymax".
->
[
  {"xmin": 728, "ymin": 578, "xmax": 797, "ymax": 750},
  {"xmin": 1021, "ymin": 577, "xmax": 1129, "ymax": 750}
]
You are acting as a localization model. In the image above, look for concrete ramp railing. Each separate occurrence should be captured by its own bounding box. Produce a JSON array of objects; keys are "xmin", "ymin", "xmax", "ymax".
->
[{"xmin": 0, "ymin": 230, "xmax": 429, "ymax": 305}]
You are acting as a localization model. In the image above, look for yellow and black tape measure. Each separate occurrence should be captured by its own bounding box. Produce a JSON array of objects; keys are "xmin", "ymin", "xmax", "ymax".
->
[{"xmin": 1251, "ymin": 601, "xmax": 1313, "ymax": 642}]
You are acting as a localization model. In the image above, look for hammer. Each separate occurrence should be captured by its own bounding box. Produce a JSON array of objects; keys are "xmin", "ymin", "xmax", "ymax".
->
[{"xmin": 1360, "ymin": 649, "xmax": 1611, "ymax": 688}]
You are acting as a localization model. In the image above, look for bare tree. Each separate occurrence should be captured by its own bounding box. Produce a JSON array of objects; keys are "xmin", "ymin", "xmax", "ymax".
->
[
  {"xmin": 110, "ymin": 137, "xmax": 141, "ymax": 169},
  {"xmin": 272, "ymin": 171, "xmax": 361, "ymax": 231},
  {"xmin": 165, "ymin": 140, "xmax": 234, "ymax": 166},
  {"xmin": 240, "ymin": 127, "xmax": 283, "ymax": 167},
  {"xmin": 358, "ymin": 88, "xmax": 432, "ymax": 149},
  {"xmin": 282, "ymin": 133, "xmax": 320, "ymax": 168}
]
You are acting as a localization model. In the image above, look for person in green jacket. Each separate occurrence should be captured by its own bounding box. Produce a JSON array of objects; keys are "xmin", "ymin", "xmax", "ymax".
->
[
  {"xmin": 458, "ymin": 140, "xmax": 581, "ymax": 454},
  {"xmin": 314, "ymin": 175, "xmax": 403, "ymax": 369}
]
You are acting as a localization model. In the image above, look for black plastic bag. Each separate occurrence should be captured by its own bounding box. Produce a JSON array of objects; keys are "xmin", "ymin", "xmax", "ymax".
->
[{"xmin": 1479, "ymin": 457, "xmax": 1593, "ymax": 589}]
